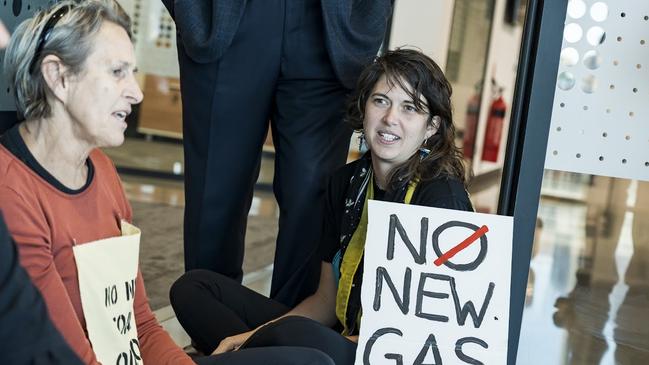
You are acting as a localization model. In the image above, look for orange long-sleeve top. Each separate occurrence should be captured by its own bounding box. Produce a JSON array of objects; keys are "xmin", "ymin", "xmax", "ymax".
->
[{"xmin": 0, "ymin": 143, "xmax": 193, "ymax": 365}]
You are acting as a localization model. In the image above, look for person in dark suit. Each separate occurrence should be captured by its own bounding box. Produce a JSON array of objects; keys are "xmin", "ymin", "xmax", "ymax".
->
[
  {"xmin": 0, "ymin": 213, "xmax": 83, "ymax": 365},
  {"xmin": 162, "ymin": 0, "xmax": 394, "ymax": 306}
]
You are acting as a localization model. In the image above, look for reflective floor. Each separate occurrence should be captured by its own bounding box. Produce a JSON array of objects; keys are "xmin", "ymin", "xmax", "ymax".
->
[
  {"xmin": 120, "ymin": 173, "xmax": 279, "ymax": 310},
  {"xmin": 518, "ymin": 173, "xmax": 649, "ymax": 364}
]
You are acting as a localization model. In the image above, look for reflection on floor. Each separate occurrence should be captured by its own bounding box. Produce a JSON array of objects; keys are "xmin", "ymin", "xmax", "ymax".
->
[
  {"xmin": 119, "ymin": 171, "xmax": 279, "ymax": 349},
  {"xmin": 105, "ymin": 138, "xmax": 184, "ymax": 175},
  {"xmin": 105, "ymin": 137, "xmax": 276, "ymax": 184},
  {"xmin": 518, "ymin": 173, "xmax": 649, "ymax": 364},
  {"xmin": 121, "ymin": 174, "xmax": 279, "ymax": 311}
]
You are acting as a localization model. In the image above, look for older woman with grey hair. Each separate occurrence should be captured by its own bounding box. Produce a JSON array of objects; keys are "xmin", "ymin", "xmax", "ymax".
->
[
  {"xmin": 0, "ymin": 1, "xmax": 191, "ymax": 364},
  {"xmin": 0, "ymin": 1, "xmax": 334, "ymax": 365}
]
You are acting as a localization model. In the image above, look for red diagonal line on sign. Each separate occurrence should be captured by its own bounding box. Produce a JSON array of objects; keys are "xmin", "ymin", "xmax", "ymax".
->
[{"xmin": 434, "ymin": 225, "xmax": 489, "ymax": 266}]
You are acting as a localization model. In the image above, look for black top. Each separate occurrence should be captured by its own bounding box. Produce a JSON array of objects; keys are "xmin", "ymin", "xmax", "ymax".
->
[
  {"xmin": 0, "ymin": 124, "xmax": 94, "ymax": 194},
  {"xmin": 0, "ymin": 213, "xmax": 83, "ymax": 364},
  {"xmin": 321, "ymin": 159, "xmax": 473, "ymax": 262}
]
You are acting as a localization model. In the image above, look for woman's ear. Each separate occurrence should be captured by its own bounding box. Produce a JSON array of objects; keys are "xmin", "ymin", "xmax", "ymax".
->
[
  {"xmin": 425, "ymin": 115, "xmax": 442, "ymax": 139},
  {"xmin": 40, "ymin": 54, "xmax": 70, "ymax": 104}
]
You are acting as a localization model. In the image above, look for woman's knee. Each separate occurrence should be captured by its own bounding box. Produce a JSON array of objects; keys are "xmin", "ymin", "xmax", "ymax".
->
[{"xmin": 170, "ymin": 269, "xmax": 228, "ymax": 308}]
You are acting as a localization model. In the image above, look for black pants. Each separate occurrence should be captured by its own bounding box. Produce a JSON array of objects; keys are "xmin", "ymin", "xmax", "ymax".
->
[
  {"xmin": 194, "ymin": 347, "xmax": 334, "ymax": 365},
  {"xmin": 177, "ymin": 0, "xmax": 351, "ymax": 307},
  {"xmin": 170, "ymin": 270, "xmax": 358, "ymax": 365}
]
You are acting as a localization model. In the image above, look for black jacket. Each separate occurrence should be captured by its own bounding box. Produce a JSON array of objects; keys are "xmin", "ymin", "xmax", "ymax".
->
[
  {"xmin": 161, "ymin": 0, "xmax": 393, "ymax": 88},
  {"xmin": 0, "ymin": 214, "xmax": 82, "ymax": 364}
]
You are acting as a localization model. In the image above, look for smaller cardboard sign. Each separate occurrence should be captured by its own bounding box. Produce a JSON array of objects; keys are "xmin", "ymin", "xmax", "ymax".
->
[{"xmin": 73, "ymin": 221, "xmax": 143, "ymax": 365}]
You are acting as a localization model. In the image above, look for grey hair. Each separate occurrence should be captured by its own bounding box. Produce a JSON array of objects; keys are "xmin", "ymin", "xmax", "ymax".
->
[{"xmin": 3, "ymin": 0, "xmax": 132, "ymax": 120}]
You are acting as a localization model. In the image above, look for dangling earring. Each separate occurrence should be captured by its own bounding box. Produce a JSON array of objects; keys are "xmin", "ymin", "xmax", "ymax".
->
[
  {"xmin": 358, "ymin": 132, "xmax": 367, "ymax": 152},
  {"xmin": 419, "ymin": 138, "xmax": 430, "ymax": 159}
]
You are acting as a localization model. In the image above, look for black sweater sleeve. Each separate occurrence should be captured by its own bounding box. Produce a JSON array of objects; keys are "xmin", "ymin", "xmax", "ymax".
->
[{"xmin": 411, "ymin": 177, "xmax": 474, "ymax": 212}]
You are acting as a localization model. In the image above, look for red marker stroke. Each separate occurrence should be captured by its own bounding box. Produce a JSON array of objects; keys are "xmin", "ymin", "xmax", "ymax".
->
[{"xmin": 434, "ymin": 225, "xmax": 489, "ymax": 266}]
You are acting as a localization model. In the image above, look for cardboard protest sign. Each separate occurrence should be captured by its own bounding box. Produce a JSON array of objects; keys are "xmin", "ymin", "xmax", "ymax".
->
[
  {"xmin": 73, "ymin": 221, "xmax": 143, "ymax": 365},
  {"xmin": 355, "ymin": 201, "xmax": 513, "ymax": 365}
]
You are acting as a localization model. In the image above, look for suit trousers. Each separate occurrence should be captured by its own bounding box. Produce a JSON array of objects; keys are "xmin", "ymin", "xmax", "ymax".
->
[
  {"xmin": 171, "ymin": 270, "xmax": 358, "ymax": 365},
  {"xmin": 177, "ymin": 0, "xmax": 352, "ymax": 307}
]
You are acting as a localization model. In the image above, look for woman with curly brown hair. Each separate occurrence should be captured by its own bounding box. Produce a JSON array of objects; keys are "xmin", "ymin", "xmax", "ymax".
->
[{"xmin": 170, "ymin": 49, "xmax": 473, "ymax": 365}]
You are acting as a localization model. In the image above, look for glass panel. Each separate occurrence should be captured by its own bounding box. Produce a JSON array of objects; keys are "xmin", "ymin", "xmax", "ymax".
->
[
  {"xmin": 517, "ymin": 171, "xmax": 649, "ymax": 363},
  {"xmin": 444, "ymin": 0, "xmax": 526, "ymax": 215},
  {"xmin": 446, "ymin": 0, "xmax": 495, "ymax": 171},
  {"xmin": 516, "ymin": 0, "xmax": 649, "ymax": 361}
]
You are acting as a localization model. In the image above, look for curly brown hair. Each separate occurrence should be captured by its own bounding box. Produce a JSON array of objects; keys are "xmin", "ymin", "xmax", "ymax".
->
[{"xmin": 346, "ymin": 48, "xmax": 468, "ymax": 189}]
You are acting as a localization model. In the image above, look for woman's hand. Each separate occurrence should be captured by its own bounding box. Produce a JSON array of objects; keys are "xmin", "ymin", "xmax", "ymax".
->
[
  {"xmin": 212, "ymin": 330, "xmax": 255, "ymax": 355},
  {"xmin": 345, "ymin": 335, "xmax": 359, "ymax": 343}
]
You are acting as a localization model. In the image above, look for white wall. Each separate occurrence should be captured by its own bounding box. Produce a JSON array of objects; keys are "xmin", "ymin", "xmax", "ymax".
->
[{"xmin": 388, "ymin": 0, "xmax": 456, "ymax": 70}]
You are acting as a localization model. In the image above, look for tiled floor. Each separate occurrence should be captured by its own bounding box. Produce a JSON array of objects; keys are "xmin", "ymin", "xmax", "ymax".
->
[
  {"xmin": 120, "ymin": 175, "xmax": 279, "ymax": 310},
  {"xmin": 109, "ymin": 137, "xmax": 649, "ymax": 363},
  {"xmin": 105, "ymin": 137, "xmax": 278, "ymax": 186},
  {"xmin": 110, "ymin": 137, "xmax": 281, "ymax": 349}
]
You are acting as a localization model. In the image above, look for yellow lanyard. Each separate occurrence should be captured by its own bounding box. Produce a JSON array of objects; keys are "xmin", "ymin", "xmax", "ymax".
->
[{"xmin": 335, "ymin": 176, "xmax": 417, "ymax": 335}]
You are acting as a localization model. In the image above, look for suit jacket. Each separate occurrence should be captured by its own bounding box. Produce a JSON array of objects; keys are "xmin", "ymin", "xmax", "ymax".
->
[{"xmin": 161, "ymin": 0, "xmax": 393, "ymax": 89}]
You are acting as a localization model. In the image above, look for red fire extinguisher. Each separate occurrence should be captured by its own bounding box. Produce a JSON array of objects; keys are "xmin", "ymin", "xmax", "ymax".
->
[
  {"xmin": 481, "ymin": 90, "xmax": 507, "ymax": 163},
  {"xmin": 462, "ymin": 86, "xmax": 481, "ymax": 159}
]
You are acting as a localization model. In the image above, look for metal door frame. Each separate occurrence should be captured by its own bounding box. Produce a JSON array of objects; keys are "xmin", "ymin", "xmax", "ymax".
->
[{"xmin": 497, "ymin": 0, "xmax": 567, "ymax": 363}]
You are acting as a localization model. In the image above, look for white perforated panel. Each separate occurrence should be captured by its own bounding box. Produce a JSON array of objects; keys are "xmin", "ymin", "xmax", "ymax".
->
[
  {"xmin": 545, "ymin": 0, "xmax": 649, "ymax": 181},
  {"xmin": 117, "ymin": 0, "xmax": 179, "ymax": 78},
  {"xmin": 0, "ymin": 0, "xmax": 57, "ymax": 110}
]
